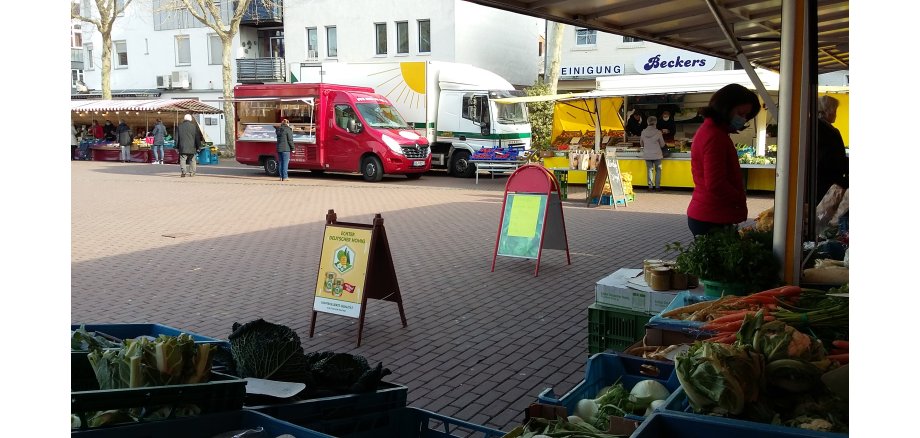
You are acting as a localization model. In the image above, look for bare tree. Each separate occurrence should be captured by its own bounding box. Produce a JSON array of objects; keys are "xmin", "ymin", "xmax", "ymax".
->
[
  {"xmin": 71, "ymin": 0, "xmax": 135, "ymax": 100},
  {"xmin": 160, "ymin": 0, "xmax": 277, "ymax": 150},
  {"xmin": 546, "ymin": 21, "xmax": 566, "ymax": 95}
]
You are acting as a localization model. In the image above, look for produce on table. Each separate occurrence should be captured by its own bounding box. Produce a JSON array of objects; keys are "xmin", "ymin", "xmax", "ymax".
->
[
  {"xmin": 573, "ymin": 380, "xmax": 670, "ymax": 431},
  {"xmin": 227, "ymin": 319, "xmax": 392, "ymax": 398},
  {"xmin": 666, "ymin": 227, "xmax": 780, "ymax": 290},
  {"xmin": 71, "ymin": 325, "xmax": 121, "ymax": 350},
  {"xmin": 675, "ymin": 310, "xmax": 848, "ymax": 433},
  {"xmin": 81, "ymin": 333, "xmax": 217, "ymax": 427},
  {"xmin": 515, "ymin": 416, "xmax": 626, "ymax": 438}
]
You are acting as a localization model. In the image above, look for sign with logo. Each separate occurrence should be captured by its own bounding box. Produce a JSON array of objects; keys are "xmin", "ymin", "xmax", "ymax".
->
[
  {"xmin": 561, "ymin": 64, "xmax": 626, "ymax": 78},
  {"xmin": 635, "ymin": 50, "xmax": 718, "ymax": 74},
  {"xmin": 314, "ymin": 225, "xmax": 373, "ymax": 318}
]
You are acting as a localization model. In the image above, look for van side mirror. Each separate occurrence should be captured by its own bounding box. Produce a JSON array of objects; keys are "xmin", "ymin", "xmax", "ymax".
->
[{"xmin": 480, "ymin": 122, "xmax": 490, "ymax": 136}]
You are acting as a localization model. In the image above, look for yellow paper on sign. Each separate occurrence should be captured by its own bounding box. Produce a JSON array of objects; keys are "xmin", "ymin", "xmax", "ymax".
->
[{"xmin": 508, "ymin": 195, "xmax": 541, "ymax": 237}]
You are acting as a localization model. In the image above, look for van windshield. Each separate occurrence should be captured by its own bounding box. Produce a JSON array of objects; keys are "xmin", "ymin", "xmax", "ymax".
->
[
  {"xmin": 356, "ymin": 103, "xmax": 410, "ymax": 129},
  {"xmin": 494, "ymin": 101, "xmax": 528, "ymax": 124}
]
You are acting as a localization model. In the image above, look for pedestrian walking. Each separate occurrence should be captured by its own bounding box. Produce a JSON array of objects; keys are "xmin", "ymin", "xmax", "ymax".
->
[
  {"xmin": 116, "ymin": 119, "xmax": 133, "ymax": 162},
  {"xmin": 150, "ymin": 119, "xmax": 167, "ymax": 164},
  {"xmin": 276, "ymin": 119, "xmax": 295, "ymax": 181},
  {"xmin": 71, "ymin": 124, "xmax": 79, "ymax": 160},
  {"xmin": 176, "ymin": 114, "xmax": 202, "ymax": 177}
]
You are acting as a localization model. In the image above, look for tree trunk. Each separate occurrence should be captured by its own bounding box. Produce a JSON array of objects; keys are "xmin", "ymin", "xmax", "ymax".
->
[
  {"xmin": 546, "ymin": 22, "xmax": 565, "ymax": 95},
  {"xmin": 100, "ymin": 30, "xmax": 113, "ymax": 100},
  {"xmin": 221, "ymin": 38, "xmax": 235, "ymax": 152}
]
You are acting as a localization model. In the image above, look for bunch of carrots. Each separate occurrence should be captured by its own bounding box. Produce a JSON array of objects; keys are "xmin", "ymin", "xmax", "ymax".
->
[{"xmin": 700, "ymin": 286, "xmax": 803, "ymax": 343}]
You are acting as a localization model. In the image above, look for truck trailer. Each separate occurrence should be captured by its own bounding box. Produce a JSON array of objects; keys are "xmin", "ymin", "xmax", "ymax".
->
[{"xmin": 294, "ymin": 61, "xmax": 531, "ymax": 177}]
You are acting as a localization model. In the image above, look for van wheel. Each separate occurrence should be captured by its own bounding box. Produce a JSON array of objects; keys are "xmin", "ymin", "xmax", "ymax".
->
[
  {"xmin": 361, "ymin": 156, "xmax": 383, "ymax": 182},
  {"xmin": 405, "ymin": 173, "xmax": 422, "ymax": 180},
  {"xmin": 450, "ymin": 150, "xmax": 475, "ymax": 178},
  {"xmin": 264, "ymin": 156, "xmax": 279, "ymax": 176}
]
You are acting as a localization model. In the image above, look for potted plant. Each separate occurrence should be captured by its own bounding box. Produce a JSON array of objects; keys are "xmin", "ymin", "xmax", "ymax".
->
[{"xmin": 665, "ymin": 227, "xmax": 780, "ymax": 297}]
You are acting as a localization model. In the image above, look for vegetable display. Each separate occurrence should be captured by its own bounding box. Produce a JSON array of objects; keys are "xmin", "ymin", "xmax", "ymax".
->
[
  {"xmin": 514, "ymin": 416, "xmax": 626, "ymax": 438},
  {"xmin": 572, "ymin": 380, "xmax": 670, "ymax": 431}
]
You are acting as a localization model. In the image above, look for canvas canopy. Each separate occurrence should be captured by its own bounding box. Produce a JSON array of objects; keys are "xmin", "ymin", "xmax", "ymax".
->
[{"xmin": 70, "ymin": 99, "xmax": 222, "ymax": 114}]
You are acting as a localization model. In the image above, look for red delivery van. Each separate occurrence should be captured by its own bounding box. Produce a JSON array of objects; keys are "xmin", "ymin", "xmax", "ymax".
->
[{"xmin": 234, "ymin": 83, "xmax": 431, "ymax": 181}]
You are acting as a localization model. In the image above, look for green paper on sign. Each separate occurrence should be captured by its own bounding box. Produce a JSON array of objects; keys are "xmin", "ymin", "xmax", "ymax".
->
[{"xmin": 508, "ymin": 195, "xmax": 541, "ymax": 237}]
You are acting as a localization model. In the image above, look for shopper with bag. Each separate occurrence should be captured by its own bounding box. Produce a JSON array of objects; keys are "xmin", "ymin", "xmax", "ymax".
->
[
  {"xmin": 149, "ymin": 119, "xmax": 167, "ymax": 164},
  {"xmin": 116, "ymin": 119, "xmax": 133, "ymax": 162}
]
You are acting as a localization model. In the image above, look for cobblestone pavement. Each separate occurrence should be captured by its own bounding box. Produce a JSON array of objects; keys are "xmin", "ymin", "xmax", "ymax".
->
[{"xmin": 70, "ymin": 159, "xmax": 774, "ymax": 433}]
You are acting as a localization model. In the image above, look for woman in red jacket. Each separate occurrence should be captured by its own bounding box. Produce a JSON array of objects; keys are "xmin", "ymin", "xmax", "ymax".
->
[{"xmin": 687, "ymin": 83, "xmax": 761, "ymax": 236}]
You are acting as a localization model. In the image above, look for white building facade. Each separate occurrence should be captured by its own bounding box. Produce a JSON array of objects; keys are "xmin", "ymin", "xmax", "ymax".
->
[{"xmin": 282, "ymin": 0, "xmax": 544, "ymax": 88}]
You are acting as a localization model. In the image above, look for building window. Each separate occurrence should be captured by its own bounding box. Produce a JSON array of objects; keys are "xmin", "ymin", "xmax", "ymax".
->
[
  {"xmin": 538, "ymin": 40, "xmax": 544, "ymax": 56},
  {"xmin": 205, "ymin": 117, "xmax": 218, "ymax": 126},
  {"xmin": 326, "ymin": 26, "xmax": 337, "ymax": 58},
  {"xmin": 623, "ymin": 36, "xmax": 643, "ymax": 43},
  {"xmin": 208, "ymin": 34, "xmax": 222, "ymax": 65},
  {"xmin": 576, "ymin": 28, "xmax": 597, "ymax": 46},
  {"xmin": 306, "ymin": 27, "xmax": 318, "ymax": 59},
  {"xmin": 418, "ymin": 19, "xmax": 430, "ymax": 53},
  {"xmin": 114, "ymin": 40, "xmax": 128, "ymax": 68},
  {"xmin": 375, "ymin": 23, "xmax": 387, "ymax": 55},
  {"xmin": 175, "ymin": 35, "xmax": 191, "ymax": 66},
  {"xmin": 115, "ymin": 0, "xmax": 125, "ymax": 16},
  {"xmin": 396, "ymin": 21, "xmax": 408, "ymax": 54},
  {"xmin": 85, "ymin": 43, "xmax": 94, "ymax": 70},
  {"xmin": 72, "ymin": 69, "xmax": 84, "ymax": 87},
  {"xmin": 71, "ymin": 26, "xmax": 83, "ymax": 48}
]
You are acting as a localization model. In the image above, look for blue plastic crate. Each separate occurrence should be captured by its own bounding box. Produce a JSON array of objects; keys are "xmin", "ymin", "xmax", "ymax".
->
[
  {"xmin": 659, "ymin": 388, "xmax": 848, "ymax": 437},
  {"xmin": 292, "ymin": 406, "xmax": 504, "ymax": 438},
  {"xmin": 646, "ymin": 291, "xmax": 717, "ymax": 335},
  {"xmin": 634, "ymin": 412, "xmax": 843, "ymax": 438},
  {"xmin": 71, "ymin": 409, "xmax": 332, "ymax": 437},
  {"xmin": 537, "ymin": 352, "xmax": 680, "ymax": 422},
  {"xmin": 245, "ymin": 381, "xmax": 408, "ymax": 424},
  {"xmin": 71, "ymin": 323, "xmax": 228, "ymax": 347}
]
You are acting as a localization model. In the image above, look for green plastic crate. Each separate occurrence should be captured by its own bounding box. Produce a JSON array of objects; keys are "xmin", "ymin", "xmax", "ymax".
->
[{"xmin": 587, "ymin": 303, "xmax": 652, "ymax": 354}]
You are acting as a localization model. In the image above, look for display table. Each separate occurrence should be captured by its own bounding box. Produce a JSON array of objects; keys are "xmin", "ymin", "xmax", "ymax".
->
[
  {"xmin": 544, "ymin": 168, "xmax": 598, "ymax": 206},
  {"xmin": 91, "ymin": 147, "xmax": 179, "ymax": 164},
  {"xmin": 470, "ymin": 159, "xmax": 525, "ymax": 184}
]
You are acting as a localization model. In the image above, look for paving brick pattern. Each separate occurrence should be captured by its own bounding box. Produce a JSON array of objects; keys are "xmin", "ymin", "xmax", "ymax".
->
[{"xmin": 71, "ymin": 160, "xmax": 774, "ymax": 433}]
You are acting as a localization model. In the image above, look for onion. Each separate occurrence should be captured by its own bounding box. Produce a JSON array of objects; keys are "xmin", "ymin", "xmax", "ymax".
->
[
  {"xmin": 574, "ymin": 398, "xmax": 599, "ymax": 422},
  {"xmin": 629, "ymin": 380, "xmax": 671, "ymax": 408},
  {"xmin": 644, "ymin": 399, "xmax": 667, "ymax": 417}
]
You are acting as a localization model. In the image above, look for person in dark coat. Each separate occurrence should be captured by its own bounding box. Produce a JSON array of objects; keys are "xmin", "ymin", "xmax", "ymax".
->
[
  {"xmin": 658, "ymin": 110, "xmax": 677, "ymax": 142},
  {"xmin": 175, "ymin": 114, "xmax": 202, "ymax": 177},
  {"xmin": 275, "ymin": 119, "xmax": 295, "ymax": 181},
  {"xmin": 116, "ymin": 119, "xmax": 133, "ymax": 162},
  {"xmin": 625, "ymin": 111, "xmax": 647, "ymax": 137},
  {"xmin": 103, "ymin": 120, "xmax": 116, "ymax": 141},
  {"xmin": 815, "ymin": 95, "xmax": 848, "ymax": 199},
  {"xmin": 149, "ymin": 119, "xmax": 167, "ymax": 164}
]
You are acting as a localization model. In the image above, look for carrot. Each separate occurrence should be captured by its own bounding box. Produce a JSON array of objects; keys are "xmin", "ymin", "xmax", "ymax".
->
[
  {"xmin": 703, "ymin": 319, "xmax": 745, "ymax": 332},
  {"xmin": 832, "ymin": 340, "xmax": 849, "ymax": 349},
  {"xmin": 827, "ymin": 353, "xmax": 849, "ymax": 364},
  {"xmin": 735, "ymin": 295, "xmax": 779, "ymax": 306},
  {"xmin": 707, "ymin": 311, "xmax": 757, "ymax": 325}
]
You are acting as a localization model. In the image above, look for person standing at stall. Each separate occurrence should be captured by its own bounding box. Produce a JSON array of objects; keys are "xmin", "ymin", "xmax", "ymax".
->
[
  {"xmin": 103, "ymin": 120, "xmax": 116, "ymax": 141},
  {"xmin": 116, "ymin": 119, "xmax": 133, "ymax": 162},
  {"xmin": 815, "ymin": 95, "xmax": 848, "ymax": 199},
  {"xmin": 150, "ymin": 119, "xmax": 167, "ymax": 165},
  {"xmin": 176, "ymin": 114, "xmax": 202, "ymax": 178},
  {"xmin": 91, "ymin": 120, "xmax": 103, "ymax": 140},
  {"xmin": 686, "ymin": 83, "xmax": 761, "ymax": 236},
  {"xmin": 640, "ymin": 116, "xmax": 666, "ymax": 192},
  {"xmin": 625, "ymin": 111, "xmax": 646, "ymax": 137},
  {"xmin": 275, "ymin": 118, "xmax": 295, "ymax": 181},
  {"xmin": 71, "ymin": 124, "xmax": 79, "ymax": 160}
]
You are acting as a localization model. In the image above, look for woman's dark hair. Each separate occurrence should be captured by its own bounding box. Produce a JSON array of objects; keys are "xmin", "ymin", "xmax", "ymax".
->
[{"xmin": 701, "ymin": 83, "xmax": 761, "ymax": 125}]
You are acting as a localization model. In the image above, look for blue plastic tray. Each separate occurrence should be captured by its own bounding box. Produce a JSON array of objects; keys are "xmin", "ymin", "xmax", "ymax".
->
[
  {"xmin": 646, "ymin": 291, "xmax": 717, "ymax": 335},
  {"xmin": 71, "ymin": 409, "xmax": 332, "ymax": 437},
  {"xmin": 245, "ymin": 381, "xmax": 408, "ymax": 424},
  {"xmin": 659, "ymin": 387, "xmax": 848, "ymax": 437},
  {"xmin": 273, "ymin": 406, "xmax": 504, "ymax": 438},
  {"xmin": 537, "ymin": 352, "xmax": 679, "ymax": 422},
  {"xmin": 71, "ymin": 323, "xmax": 229, "ymax": 348},
  {"xmin": 634, "ymin": 412, "xmax": 844, "ymax": 437}
]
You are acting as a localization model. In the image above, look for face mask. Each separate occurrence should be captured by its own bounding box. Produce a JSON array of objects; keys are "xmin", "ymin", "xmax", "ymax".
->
[
  {"xmin": 662, "ymin": 116, "xmax": 670, "ymax": 121},
  {"xmin": 730, "ymin": 115, "xmax": 747, "ymax": 131}
]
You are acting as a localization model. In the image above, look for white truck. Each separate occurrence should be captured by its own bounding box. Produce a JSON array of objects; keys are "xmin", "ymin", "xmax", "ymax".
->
[{"xmin": 294, "ymin": 61, "xmax": 532, "ymax": 177}]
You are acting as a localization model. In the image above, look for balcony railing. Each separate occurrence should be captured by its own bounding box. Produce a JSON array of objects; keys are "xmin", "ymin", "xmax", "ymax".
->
[
  {"xmin": 241, "ymin": 1, "xmax": 283, "ymax": 26},
  {"xmin": 236, "ymin": 57, "xmax": 286, "ymax": 83},
  {"xmin": 71, "ymin": 48, "xmax": 84, "ymax": 70}
]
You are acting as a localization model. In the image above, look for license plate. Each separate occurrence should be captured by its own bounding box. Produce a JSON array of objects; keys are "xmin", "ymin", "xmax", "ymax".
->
[{"xmin": 412, "ymin": 160, "xmax": 425, "ymax": 167}]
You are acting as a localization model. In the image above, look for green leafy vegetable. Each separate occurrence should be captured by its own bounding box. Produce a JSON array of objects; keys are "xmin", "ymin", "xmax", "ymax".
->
[
  {"xmin": 228, "ymin": 319, "xmax": 310, "ymax": 383},
  {"xmin": 71, "ymin": 325, "xmax": 121, "ymax": 351},
  {"xmin": 675, "ymin": 342, "xmax": 764, "ymax": 415}
]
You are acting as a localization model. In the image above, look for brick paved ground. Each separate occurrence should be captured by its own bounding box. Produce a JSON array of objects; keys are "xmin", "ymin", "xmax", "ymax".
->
[{"xmin": 70, "ymin": 159, "xmax": 773, "ymax": 433}]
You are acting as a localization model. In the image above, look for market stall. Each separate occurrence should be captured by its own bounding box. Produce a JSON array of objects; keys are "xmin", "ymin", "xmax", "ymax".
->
[{"xmin": 71, "ymin": 99, "xmax": 222, "ymax": 164}]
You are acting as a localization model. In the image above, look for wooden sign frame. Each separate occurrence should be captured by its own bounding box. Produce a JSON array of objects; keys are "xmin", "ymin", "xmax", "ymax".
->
[
  {"xmin": 589, "ymin": 148, "xmax": 630, "ymax": 209},
  {"xmin": 309, "ymin": 210, "xmax": 407, "ymax": 347},
  {"xmin": 491, "ymin": 165, "xmax": 571, "ymax": 277}
]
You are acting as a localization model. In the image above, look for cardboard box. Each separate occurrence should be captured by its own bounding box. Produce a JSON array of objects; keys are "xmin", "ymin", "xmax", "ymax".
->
[
  {"xmin": 648, "ymin": 291, "xmax": 680, "ymax": 314},
  {"xmin": 595, "ymin": 268, "xmax": 648, "ymax": 312}
]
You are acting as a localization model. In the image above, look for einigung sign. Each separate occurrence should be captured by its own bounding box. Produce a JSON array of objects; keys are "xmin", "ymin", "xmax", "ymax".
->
[{"xmin": 635, "ymin": 49, "xmax": 718, "ymax": 74}]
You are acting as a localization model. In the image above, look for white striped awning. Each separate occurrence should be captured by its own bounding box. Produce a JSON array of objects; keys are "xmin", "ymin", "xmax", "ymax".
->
[{"xmin": 70, "ymin": 99, "xmax": 223, "ymax": 114}]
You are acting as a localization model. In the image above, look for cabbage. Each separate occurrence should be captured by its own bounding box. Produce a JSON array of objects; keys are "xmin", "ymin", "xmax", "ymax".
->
[
  {"xmin": 228, "ymin": 319, "xmax": 310, "ymax": 383},
  {"xmin": 676, "ymin": 341, "xmax": 764, "ymax": 415}
]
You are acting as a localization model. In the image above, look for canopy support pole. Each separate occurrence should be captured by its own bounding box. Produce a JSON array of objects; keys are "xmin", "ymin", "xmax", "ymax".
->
[{"xmin": 703, "ymin": 0, "xmax": 778, "ymax": 120}]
